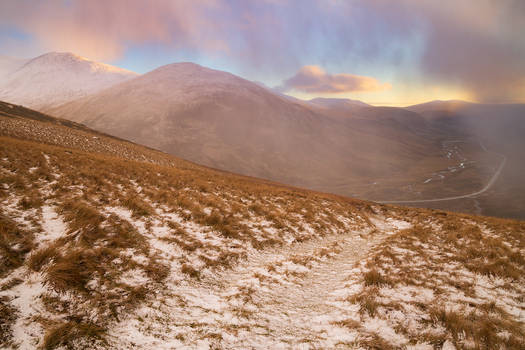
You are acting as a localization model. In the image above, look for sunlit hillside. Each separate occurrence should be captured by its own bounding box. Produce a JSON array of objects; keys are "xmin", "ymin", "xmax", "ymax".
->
[{"xmin": 1, "ymin": 102, "xmax": 523, "ymax": 349}]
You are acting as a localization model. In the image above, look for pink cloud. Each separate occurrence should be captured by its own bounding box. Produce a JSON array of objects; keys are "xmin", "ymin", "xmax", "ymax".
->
[
  {"xmin": 280, "ymin": 65, "xmax": 391, "ymax": 94},
  {"xmin": 0, "ymin": 0, "xmax": 226, "ymax": 62}
]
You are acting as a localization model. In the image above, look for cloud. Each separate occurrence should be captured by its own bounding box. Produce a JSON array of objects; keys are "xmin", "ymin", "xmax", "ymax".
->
[
  {"xmin": 0, "ymin": 0, "xmax": 524, "ymax": 102},
  {"xmin": 0, "ymin": 0, "xmax": 226, "ymax": 62},
  {"xmin": 347, "ymin": 0, "xmax": 525, "ymax": 102},
  {"xmin": 408, "ymin": 0, "xmax": 525, "ymax": 102},
  {"xmin": 279, "ymin": 65, "xmax": 390, "ymax": 94}
]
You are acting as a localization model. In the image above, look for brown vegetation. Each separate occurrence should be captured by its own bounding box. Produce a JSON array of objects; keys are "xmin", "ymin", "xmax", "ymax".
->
[{"xmin": 0, "ymin": 106, "xmax": 523, "ymax": 349}]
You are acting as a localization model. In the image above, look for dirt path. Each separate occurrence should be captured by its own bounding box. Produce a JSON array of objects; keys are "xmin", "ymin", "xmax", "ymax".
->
[
  {"xmin": 242, "ymin": 233, "xmax": 384, "ymax": 345},
  {"xmin": 107, "ymin": 217, "xmax": 408, "ymax": 349},
  {"xmin": 203, "ymin": 219, "xmax": 403, "ymax": 348}
]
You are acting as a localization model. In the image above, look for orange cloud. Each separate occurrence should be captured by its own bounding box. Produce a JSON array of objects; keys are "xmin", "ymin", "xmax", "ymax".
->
[
  {"xmin": 280, "ymin": 65, "xmax": 391, "ymax": 94},
  {"xmin": 0, "ymin": 0, "xmax": 226, "ymax": 62}
]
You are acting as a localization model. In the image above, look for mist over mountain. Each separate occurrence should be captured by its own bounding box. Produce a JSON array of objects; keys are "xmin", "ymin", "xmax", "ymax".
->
[
  {"xmin": 404, "ymin": 100, "xmax": 525, "ymax": 219},
  {"xmin": 0, "ymin": 52, "xmax": 137, "ymax": 110}
]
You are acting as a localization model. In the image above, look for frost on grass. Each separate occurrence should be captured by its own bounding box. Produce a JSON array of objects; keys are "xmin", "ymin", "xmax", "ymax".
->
[
  {"xmin": 0, "ymin": 270, "xmax": 48, "ymax": 349},
  {"xmin": 0, "ymin": 136, "xmax": 383, "ymax": 349},
  {"xmin": 1, "ymin": 132, "xmax": 523, "ymax": 349},
  {"xmin": 335, "ymin": 219, "xmax": 525, "ymax": 349}
]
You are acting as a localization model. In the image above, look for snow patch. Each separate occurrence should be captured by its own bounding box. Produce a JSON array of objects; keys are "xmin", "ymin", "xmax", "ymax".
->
[
  {"xmin": 119, "ymin": 269, "xmax": 150, "ymax": 286},
  {"xmin": 39, "ymin": 205, "xmax": 67, "ymax": 242}
]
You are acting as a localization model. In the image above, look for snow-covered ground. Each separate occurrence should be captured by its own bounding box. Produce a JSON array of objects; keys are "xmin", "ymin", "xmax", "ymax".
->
[{"xmin": 0, "ymin": 131, "xmax": 523, "ymax": 349}]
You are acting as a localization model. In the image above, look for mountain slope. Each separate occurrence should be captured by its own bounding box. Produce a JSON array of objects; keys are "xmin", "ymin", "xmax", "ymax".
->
[
  {"xmin": 0, "ymin": 52, "xmax": 138, "ymax": 110},
  {"xmin": 50, "ymin": 62, "xmax": 444, "ymax": 197},
  {"xmin": 0, "ymin": 101, "xmax": 523, "ymax": 349}
]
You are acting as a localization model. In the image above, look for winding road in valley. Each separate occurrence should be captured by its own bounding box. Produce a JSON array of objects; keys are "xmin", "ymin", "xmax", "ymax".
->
[{"xmin": 377, "ymin": 141, "xmax": 507, "ymax": 204}]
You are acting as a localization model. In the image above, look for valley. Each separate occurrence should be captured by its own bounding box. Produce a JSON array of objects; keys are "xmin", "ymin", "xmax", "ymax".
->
[{"xmin": 373, "ymin": 139, "xmax": 506, "ymax": 203}]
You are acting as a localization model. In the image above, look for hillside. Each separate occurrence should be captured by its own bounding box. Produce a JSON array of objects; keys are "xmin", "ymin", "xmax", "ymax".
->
[
  {"xmin": 0, "ymin": 52, "xmax": 138, "ymax": 110},
  {"xmin": 49, "ymin": 63, "xmax": 456, "ymax": 200},
  {"xmin": 0, "ymin": 101, "xmax": 523, "ymax": 349},
  {"xmin": 45, "ymin": 61, "xmax": 525, "ymax": 219}
]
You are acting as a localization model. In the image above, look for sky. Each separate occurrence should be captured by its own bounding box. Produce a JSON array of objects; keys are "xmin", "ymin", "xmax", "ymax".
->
[{"xmin": 1, "ymin": 0, "xmax": 524, "ymax": 106}]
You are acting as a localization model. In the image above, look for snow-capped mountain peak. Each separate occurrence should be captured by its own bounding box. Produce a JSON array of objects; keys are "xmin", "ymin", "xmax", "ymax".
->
[
  {"xmin": 0, "ymin": 52, "xmax": 138, "ymax": 110},
  {"xmin": 22, "ymin": 52, "xmax": 135, "ymax": 75}
]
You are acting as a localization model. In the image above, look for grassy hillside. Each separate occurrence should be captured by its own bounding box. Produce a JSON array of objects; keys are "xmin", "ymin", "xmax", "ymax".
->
[{"xmin": 0, "ymin": 101, "xmax": 523, "ymax": 349}]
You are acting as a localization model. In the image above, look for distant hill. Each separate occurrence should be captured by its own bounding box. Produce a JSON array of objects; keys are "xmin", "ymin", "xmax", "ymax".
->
[{"xmin": 308, "ymin": 97, "xmax": 370, "ymax": 109}]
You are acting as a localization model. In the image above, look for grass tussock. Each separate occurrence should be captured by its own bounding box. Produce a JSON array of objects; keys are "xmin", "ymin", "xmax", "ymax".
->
[
  {"xmin": 28, "ymin": 243, "xmax": 60, "ymax": 272},
  {"xmin": 121, "ymin": 194, "xmax": 153, "ymax": 217},
  {"xmin": 181, "ymin": 263, "xmax": 201, "ymax": 279},
  {"xmin": 0, "ymin": 213, "xmax": 34, "ymax": 277},
  {"xmin": 363, "ymin": 269, "xmax": 392, "ymax": 287},
  {"xmin": 42, "ymin": 321, "xmax": 106, "ymax": 350},
  {"xmin": 44, "ymin": 249, "xmax": 100, "ymax": 293},
  {"xmin": 0, "ymin": 296, "xmax": 18, "ymax": 346},
  {"xmin": 429, "ymin": 307, "xmax": 524, "ymax": 349}
]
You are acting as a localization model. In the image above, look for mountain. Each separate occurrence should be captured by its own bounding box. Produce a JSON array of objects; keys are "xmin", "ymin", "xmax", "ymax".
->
[
  {"xmin": 50, "ymin": 62, "xmax": 442, "ymax": 198},
  {"xmin": 406, "ymin": 99, "xmax": 473, "ymax": 114},
  {"xmin": 0, "ymin": 52, "xmax": 138, "ymax": 110},
  {"xmin": 1, "ymin": 100, "xmax": 523, "ymax": 349},
  {"xmin": 45, "ymin": 61, "xmax": 525, "ymax": 219},
  {"xmin": 308, "ymin": 97, "xmax": 370, "ymax": 109}
]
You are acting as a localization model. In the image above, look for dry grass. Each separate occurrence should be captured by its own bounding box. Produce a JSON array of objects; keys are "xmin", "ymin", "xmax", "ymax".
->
[
  {"xmin": 181, "ymin": 263, "xmax": 201, "ymax": 279},
  {"xmin": 341, "ymin": 211, "xmax": 525, "ymax": 349},
  {"xmin": 429, "ymin": 306, "xmax": 524, "ymax": 349},
  {"xmin": 0, "ymin": 213, "xmax": 34, "ymax": 278},
  {"xmin": 28, "ymin": 243, "xmax": 59, "ymax": 272},
  {"xmin": 1, "ymin": 111, "xmax": 523, "ymax": 348},
  {"xmin": 42, "ymin": 321, "xmax": 106, "ymax": 350},
  {"xmin": 363, "ymin": 269, "xmax": 392, "ymax": 287},
  {"xmin": 0, "ymin": 296, "xmax": 18, "ymax": 347},
  {"xmin": 1, "ymin": 135, "xmax": 374, "ymax": 346}
]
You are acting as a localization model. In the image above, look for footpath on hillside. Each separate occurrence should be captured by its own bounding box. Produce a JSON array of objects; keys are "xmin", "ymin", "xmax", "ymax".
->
[{"xmin": 108, "ymin": 217, "xmax": 410, "ymax": 349}]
